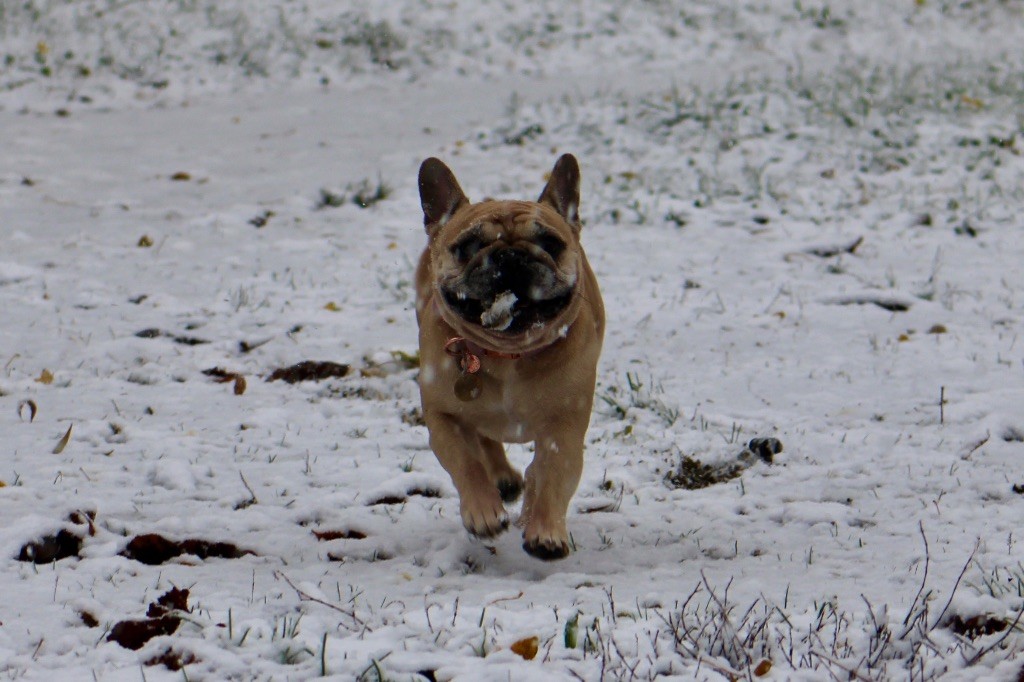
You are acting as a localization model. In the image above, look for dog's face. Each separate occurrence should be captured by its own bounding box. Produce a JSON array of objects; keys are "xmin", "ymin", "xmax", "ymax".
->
[{"xmin": 418, "ymin": 155, "xmax": 585, "ymax": 352}]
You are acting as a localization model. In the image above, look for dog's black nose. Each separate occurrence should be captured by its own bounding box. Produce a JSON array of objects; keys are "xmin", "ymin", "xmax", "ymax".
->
[{"xmin": 492, "ymin": 249, "xmax": 533, "ymax": 295}]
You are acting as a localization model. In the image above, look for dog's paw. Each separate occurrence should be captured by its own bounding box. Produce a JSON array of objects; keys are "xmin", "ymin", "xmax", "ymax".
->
[
  {"xmin": 496, "ymin": 473, "xmax": 524, "ymax": 503},
  {"xmin": 460, "ymin": 495, "xmax": 509, "ymax": 539},
  {"xmin": 523, "ymin": 535, "xmax": 570, "ymax": 561}
]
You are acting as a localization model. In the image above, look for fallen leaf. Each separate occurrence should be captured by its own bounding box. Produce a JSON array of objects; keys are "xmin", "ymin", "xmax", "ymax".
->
[
  {"xmin": 137, "ymin": 235, "xmax": 154, "ymax": 247},
  {"xmin": 961, "ymin": 94, "xmax": 984, "ymax": 109},
  {"xmin": 53, "ymin": 424, "xmax": 73, "ymax": 454},
  {"xmin": 170, "ymin": 171, "xmax": 191, "ymax": 181},
  {"xmin": 754, "ymin": 659, "xmax": 772, "ymax": 676},
  {"xmin": 510, "ymin": 636, "xmax": 539, "ymax": 660},
  {"xmin": 233, "ymin": 375, "xmax": 247, "ymax": 395},
  {"xmin": 18, "ymin": 399, "xmax": 38, "ymax": 422},
  {"xmin": 324, "ymin": 301, "xmax": 340, "ymax": 312},
  {"xmin": 36, "ymin": 369, "xmax": 54, "ymax": 384}
]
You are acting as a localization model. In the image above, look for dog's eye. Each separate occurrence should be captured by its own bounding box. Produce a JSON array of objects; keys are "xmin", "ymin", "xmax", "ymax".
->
[
  {"xmin": 451, "ymin": 236, "xmax": 484, "ymax": 264},
  {"xmin": 536, "ymin": 233, "xmax": 566, "ymax": 260}
]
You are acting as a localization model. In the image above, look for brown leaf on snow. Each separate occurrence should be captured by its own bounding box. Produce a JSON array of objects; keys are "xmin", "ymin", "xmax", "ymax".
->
[
  {"xmin": 202, "ymin": 367, "xmax": 236, "ymax": 382},
  {"xmin": 36, "ymin": 369, "xmax": 54, "ymax": 384},
  {"xmin": 510, "ymin": 636, "xmax": 539, "ymax": 660},
  {"xmin": 17, "ymin": 399, "xmax": 37, "ymax": 422},
  {"xmin": 52, "ymin": 424, "xmax": 73, "ymax": 454},
  {"xmin": 201, "ymin": 367, "xmax": 247, "ymax": 395}
]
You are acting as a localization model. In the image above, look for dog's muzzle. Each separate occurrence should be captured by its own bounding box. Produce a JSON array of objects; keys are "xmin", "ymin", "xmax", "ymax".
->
[{"xmin": 443, "ymin": 247, "xmax": 572, "ymax": 335}]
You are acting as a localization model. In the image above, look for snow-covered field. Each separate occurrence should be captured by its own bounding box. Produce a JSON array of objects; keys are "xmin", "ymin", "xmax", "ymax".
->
[{"xmin": 2, "ymin": 1, "xmax": 1024, "ymax": 679}]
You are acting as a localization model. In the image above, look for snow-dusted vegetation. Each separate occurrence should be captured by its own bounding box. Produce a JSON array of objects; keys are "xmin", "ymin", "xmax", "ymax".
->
[{"xmin": 2, "ymin": 1, "xmax": 1023, "ymax": 679}]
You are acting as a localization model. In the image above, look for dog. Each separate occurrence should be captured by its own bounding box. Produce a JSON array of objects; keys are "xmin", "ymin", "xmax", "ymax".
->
[{"xmin": 414, "ymin": 154, "xmax": 604, "ymax": 560}]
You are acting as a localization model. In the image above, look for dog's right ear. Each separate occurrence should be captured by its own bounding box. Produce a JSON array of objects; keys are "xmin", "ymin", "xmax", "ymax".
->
[{"xmin": 418, "ymin": 158, "xmax": 469, "ymax": 233}]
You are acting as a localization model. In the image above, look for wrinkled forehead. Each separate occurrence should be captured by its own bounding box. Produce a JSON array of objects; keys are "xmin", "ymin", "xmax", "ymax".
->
[{"xmin": 440, "ymin": 200, "xmax": 570, "ymax": 241}]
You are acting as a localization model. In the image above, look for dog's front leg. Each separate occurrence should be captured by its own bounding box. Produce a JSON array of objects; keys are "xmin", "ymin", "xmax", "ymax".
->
[
  {"xmin": 520, "ymin": 420, "xmax": 587, "ymax": 560},
  {"xmin": 424, "ymin": 411, "xmax": 509, "ymax": 538}
]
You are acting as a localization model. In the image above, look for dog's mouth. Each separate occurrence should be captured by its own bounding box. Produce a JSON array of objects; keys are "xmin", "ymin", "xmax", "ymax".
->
[{"xmin": 443, "ymin": 288, "xmax": 573, "ymax": 336}]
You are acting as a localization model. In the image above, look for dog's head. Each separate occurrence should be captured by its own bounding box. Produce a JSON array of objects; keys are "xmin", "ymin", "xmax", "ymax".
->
[{"xmin": 418, "ymin": 154, "xmax": 585, "ymax": 353}]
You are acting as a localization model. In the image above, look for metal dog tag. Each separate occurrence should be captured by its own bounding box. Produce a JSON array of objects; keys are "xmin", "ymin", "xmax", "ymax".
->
[{"xmin": 454, "ymin": 373, "xmax": 482, "ymax": 402}]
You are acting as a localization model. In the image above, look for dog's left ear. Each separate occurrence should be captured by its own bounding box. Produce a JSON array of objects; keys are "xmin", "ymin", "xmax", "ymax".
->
[{"xmin": 538, "ymin": 154, "xmax": 581, "ymax": 229}]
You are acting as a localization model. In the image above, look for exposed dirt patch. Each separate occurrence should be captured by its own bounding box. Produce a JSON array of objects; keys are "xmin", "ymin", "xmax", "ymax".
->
[
  {"xmin": 313, "ymin": 529, "xmax": 368, "ymax": 541},
  {"xmin": 68, "ymin": 509, "xmax": 97, "ymax": 535},
  {"xmin": 108, "ymin": 587, "xmax": 190, "ymax": 650},
  {"xmin": 146, "ymin": 648, "xmax": 198, "ymax": 670},
  {"xmin": 665, "ymin": 457, "xmax": 744, "ymax": 490},
  {"xmin": 327, "ymin": 548, "xmax": 392, "ymax": 562},
  {"xmin": 121, "ymin": 533, "xmax": 252, "ymax": 565},
  {"xmin": 826, "ymin": 295, "xmax": 911, "ymax": 313},
  {"xmin": 665, "ymin": 438, "xmax": 783, "ymax": 490},
  {"xmin": 135, "ymin": 328, "xmax": 210, "ymax": 345},
  {"xmin": 745, "ymin": 437, "xmax": 784, "ymax": 464},
  {"xmin": 805, "ymin": 236, "xmax": 864, "ymax": 258},
  {"xmin": 367, "ymin": 486, "xmax": 442, "ymax": 506},
  {"xmin": 267, "ymin": 360, "xmax": 350, "ymax": 383},
  {"xmin": 1002, "ymin": 427, "xmax": 1024, "ymax": 443},
  {"xmin": 17, "ymin": 529, "xmax": 82, "ymax": 563},
  {"xmin": 946, "ymin": 613, "xmax": 1010, "ymax": 639}
]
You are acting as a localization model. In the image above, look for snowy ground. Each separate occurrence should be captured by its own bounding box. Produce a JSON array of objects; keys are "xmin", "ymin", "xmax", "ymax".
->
[{"xmin": 2, "ymin": 1, "xmax": 1024, "ymax": 680}]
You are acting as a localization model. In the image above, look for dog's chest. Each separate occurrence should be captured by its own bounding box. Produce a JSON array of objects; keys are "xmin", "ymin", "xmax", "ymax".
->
[{"xmin": 462, "ymin": 368, "xmax": 538, "ymax": 443}]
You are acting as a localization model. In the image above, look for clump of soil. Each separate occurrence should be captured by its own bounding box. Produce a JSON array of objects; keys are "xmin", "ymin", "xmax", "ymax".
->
[
  {"xmin": 146, "ymin": 648, "xmax": 197, "ymax": 670},
  {"xmin": 267, "ymin": 360, "xmax": 350, "ymax": 383},
  {"xmin": 121, "ymin": 533, "xmax": 251, "ymax": 565},
  {"xmin": 367, "ymin": 486, "xmax": 442, "ymax": 506},
  {"xmin": 665, "ymin": 457, "xmax": 744, "ymax": 490},
  {"xmin": 946, "ymin": 614, "xmax": 1010, "ymax": 639},
  {"xmin": 744, "ymin": 437, "xmax": 784, "ymax": 464},
  {"xmin": 313, "ymin": 529, "xmax": 368, "ymax": 541},
  {"xmin": 135, "ymin": 328, "xmax": 210, "ymax": 345},
  {"xmin": 665, "ymin": 438, "xmax": 783, "ymax": 490},
  {"xmin": 1002, "ymin": 426, "xmax": 1024, "ymax": 443},
  {"xmin": 18, "ymin": 529, "xmax": 82, "ymax": 563},
  {"xmin": 108, "ymin": 587, "xmax": 190, "ymax": 650}
]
